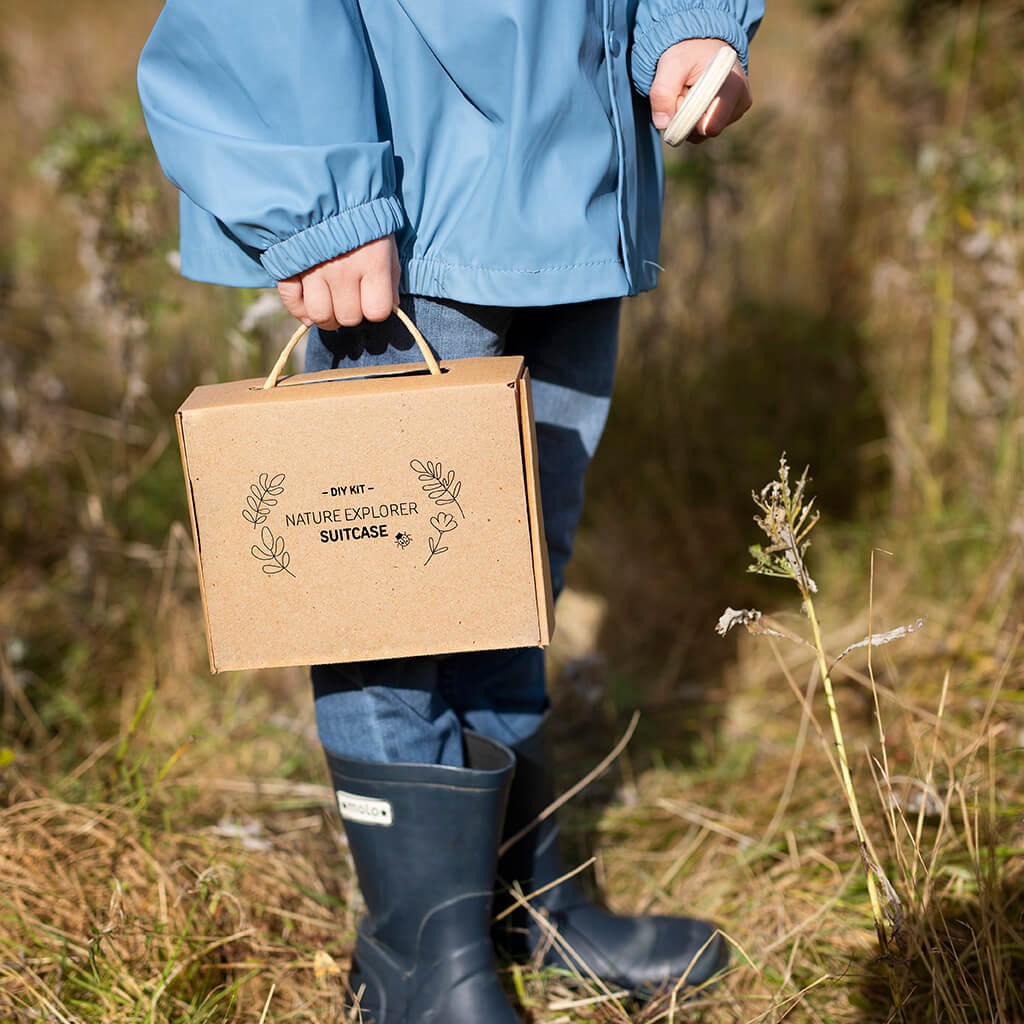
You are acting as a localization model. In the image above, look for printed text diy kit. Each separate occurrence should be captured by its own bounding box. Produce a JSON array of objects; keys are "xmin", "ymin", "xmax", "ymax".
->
[{"xmin": 176, "ymin": 312, "xmax": 554, "ymax": 672}]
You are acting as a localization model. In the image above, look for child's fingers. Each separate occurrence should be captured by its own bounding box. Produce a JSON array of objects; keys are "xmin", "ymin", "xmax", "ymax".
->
[
  {"xmin": 649, "ymin": 39, "xmax": 707, "ymax": 130},
  {"xmin": 649, "ymin": 75, "xmax": 685, "ymax": 131},
  {"xmin": 274, "ymin": 236, "xmax": 399, "ymax": 330},
  {"xmin": 276, "ymin": 279, "xmax": 312, "ymax": 327},
  {"xmin": 650, "ymin": 39, "xmax": 752, "ymax": 140},
  {"xmin": 327, "ymin": 274, "xmax": 364, "ymax": 329},
  {"xmin": 697, "ymin": 70, "xmax": 752, "ymax": 137},
  {"xmin": 356, "ymin": 236, "xmax": 400, "ymax": 322},
  {"xmin": 360, "ymin": 268, "xmax": 396, "ymax": 323},
  {"xmin": 302, "ymin": 274, "xmax": 342, "ymax": 331}
]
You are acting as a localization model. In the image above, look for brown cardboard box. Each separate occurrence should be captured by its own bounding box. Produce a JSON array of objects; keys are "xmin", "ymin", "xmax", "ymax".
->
[{"xmin": 176, "ymin": 329, "xmax": 554, "ymax": 672}]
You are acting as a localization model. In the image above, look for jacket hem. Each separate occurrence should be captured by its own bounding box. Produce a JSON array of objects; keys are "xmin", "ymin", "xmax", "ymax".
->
[
  {"xmin": 177, "ymin": 249, "xmax": 661, "ymax": 303},
  {"xmin": 403, "ymin": 256, "xmax": 641, "ymax": 307}
]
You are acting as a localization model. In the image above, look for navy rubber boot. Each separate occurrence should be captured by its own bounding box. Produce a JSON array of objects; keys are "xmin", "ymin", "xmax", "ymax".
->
[
  {"xmin": 326, "ymin": 733, "xmax": 524, "ymax": 1023},
  {"xmin": 495, "ymin": 718, "xmax": 728, "ymax": 993}
]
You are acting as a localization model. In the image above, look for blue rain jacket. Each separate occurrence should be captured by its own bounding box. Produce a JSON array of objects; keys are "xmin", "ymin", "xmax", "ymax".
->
[{"xmin": 138, "ymin": 0, "xmax": 762, "ymax": 305}]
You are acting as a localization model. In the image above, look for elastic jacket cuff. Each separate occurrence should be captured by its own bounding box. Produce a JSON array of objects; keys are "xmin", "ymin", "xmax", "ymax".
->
[
  {"xmin": 631, "ymin": 5, "xmax": 751, "ymax": 96},
  {"xmin": 258, "ymin": 194, "xmax": 404, "ymax": 281}
]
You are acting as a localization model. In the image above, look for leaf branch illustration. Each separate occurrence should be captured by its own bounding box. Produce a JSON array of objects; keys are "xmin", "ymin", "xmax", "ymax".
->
[
  {"xmin": 424, "ymin": 513, "xmax": 458, "ymax": 566},
  {"xmin": 243, "ymin": 472, "xmax": 286, "ymax": 528},
  {"xmin": 251, "ymin": 526, "xmax": 294, "ymax": 577},
  {"xmin": 410, "ymin": 459, "xmax": 464, "ymax": 519}
]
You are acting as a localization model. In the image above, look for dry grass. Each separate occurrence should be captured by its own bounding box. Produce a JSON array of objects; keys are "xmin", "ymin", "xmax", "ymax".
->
[
  {"xmin": 3, "ymin": 590, "xmax": 1020, "ymax": 1022},
  {"xmin": 1, "ymin": 0, "xmax": 1022, "ymax": 1021},
  {"xmin": 0, "ymin": 780, "xmax": 356, "ymax": 1021}
]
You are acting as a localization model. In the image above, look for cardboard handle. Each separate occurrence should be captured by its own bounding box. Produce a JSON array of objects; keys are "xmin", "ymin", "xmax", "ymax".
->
[{"xmin": 262, "ymin": 306, "xmax": 442, "ymax": 390}]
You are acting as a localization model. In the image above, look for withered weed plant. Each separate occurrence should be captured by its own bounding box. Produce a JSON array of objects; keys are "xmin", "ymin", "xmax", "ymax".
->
[
  {"xmin": 719, "ymin": 458, "xmax": 908, "ymax": 964},
  {"xmin": 717, "ymin": 456, "xmax": 1022, "ymax": 1023}
]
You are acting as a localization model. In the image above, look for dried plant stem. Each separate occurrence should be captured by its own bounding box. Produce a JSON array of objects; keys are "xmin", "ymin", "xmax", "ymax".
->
[
  {"xmin": 804, "ymin": 591, "xmax": 889, "ymax": 955},
  {"xmin": 737, "ymin": 458, "xmax": 905, "ymax": 970},
  {"xmin": 498, "ymin": 710, "xmax": 639, "ymax": 858}
]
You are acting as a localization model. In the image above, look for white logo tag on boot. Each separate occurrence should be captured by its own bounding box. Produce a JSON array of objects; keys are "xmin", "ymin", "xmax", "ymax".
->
[{"xmin": 337, "ymin": 791, "xmax": 394, "ymax": 826}]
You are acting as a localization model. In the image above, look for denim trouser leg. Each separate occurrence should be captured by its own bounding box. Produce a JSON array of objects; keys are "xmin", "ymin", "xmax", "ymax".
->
[{"xmin": 309, "ymin": 295, "xmax": 620, "ymax": 766}]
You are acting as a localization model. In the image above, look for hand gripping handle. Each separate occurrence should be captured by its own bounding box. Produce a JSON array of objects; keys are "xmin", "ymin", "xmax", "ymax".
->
[{"xmin": 262, "ymin": 306, "xmax": 442, "ymax": 390}]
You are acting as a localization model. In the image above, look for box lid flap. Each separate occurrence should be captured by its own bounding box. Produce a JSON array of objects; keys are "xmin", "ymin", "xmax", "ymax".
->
[{"xmin": 179, "ymin": 356, "xmax": 527, "ymax": 414}]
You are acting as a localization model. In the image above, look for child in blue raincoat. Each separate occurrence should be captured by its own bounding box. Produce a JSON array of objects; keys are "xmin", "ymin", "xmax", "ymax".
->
[{"xmin": 139, "ymin": 3, "xmax": 763, "ymax": 1019}]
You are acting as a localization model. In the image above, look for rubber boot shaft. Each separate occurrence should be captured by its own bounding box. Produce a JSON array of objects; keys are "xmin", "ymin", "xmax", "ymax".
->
[
  {"xmin": 497, "ymin": 717, "xmax": 729, "ymax": 992},
  {"xmin": 327, "ymin": 732, "xmax": 523, "ymax": 1023}
]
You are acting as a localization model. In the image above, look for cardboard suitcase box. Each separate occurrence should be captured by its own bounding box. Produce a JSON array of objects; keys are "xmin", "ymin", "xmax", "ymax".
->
[{"xmin": 176, "ymin": 310, "xmax": 554, "ymax": 672}]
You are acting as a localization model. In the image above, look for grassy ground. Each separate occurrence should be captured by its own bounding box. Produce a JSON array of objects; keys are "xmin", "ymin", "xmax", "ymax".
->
[{"xmin": 1, "ymin": 1, "xmax": 1022, "ymax": 1021}]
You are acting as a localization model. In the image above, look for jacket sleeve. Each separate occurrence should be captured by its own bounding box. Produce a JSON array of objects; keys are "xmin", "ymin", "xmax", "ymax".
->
[
  {"xmin": 630, "ymin": 0, "xmax": 765, "ymax": 96},
  {"xmin": 137, "ymin": 0, "xmax": 404, "ymax": 282}
]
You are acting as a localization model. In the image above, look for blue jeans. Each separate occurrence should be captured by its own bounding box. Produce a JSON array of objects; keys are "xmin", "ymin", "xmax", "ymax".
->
[{"xmin": 306, "ymin": 295, "xmax": 620, "ymax": 767}]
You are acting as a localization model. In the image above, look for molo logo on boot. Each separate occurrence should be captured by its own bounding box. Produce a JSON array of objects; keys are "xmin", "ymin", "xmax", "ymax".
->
[{"xmin": 337, "ymin": 790, "xmax": 394, "ymax": 826}]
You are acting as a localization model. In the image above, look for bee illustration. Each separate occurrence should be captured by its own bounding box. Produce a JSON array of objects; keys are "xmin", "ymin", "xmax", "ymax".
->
[{"xmin": 395, "ymin": 531, "xmax": 413, "ymax": 549}]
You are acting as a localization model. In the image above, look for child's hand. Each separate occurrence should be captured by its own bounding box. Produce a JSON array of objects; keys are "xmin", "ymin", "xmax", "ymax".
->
[
  {"xmin": 276, "ymin": 235, "xmax": 401, "ymax": 330},
  {"xmin": 649, "ymin": 38, "xmax": 752, "ymax": 142}
]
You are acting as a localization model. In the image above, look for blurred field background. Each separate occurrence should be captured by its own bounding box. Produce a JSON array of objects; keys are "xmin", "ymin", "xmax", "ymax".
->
[{"xmin": 1, "ymin": 0, "xmax": 1022, "ymax": 1021}]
